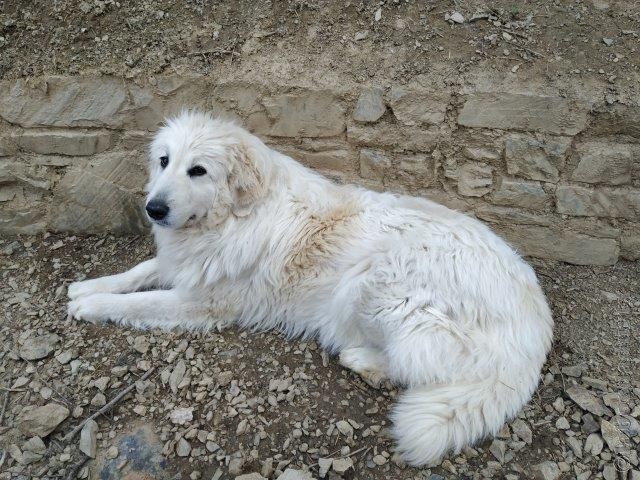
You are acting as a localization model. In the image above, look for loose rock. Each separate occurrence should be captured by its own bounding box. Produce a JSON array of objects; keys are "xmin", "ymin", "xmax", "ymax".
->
[
  {"xmin": 18, "ymin": 403, "xmax": 70, "ymax": 437},
  {"xmin": 106, "ymin": 445, "xmax": 119, "ymax": 459},
  {"xmin": 611, "ymin": 415, "xmax": 640, "ymax": 437},
  {"xmin": 169, "ymin": 360, "xmax": 187, "ymax": 394},
  {"xmin": 170, "ymin": 407, "xmax": 194, "ymax": 425},
  {"xmin": 79, "ymin": 419, "xmax": 99, "ymax": 458},
  {"xmin": 511, "ymin": 419, "xmax": 533, "ymax": 444},
  {"xmin": 236, "ymin": 474, "xmax": 266, "ymax": 480},
  {"xmin": 278, "ymin": 468, "xmax": 314, "ymax": 480},
  {"xmin": 372, "ymin": 454, "xmax": 387, "ymax": 466},
  {"xmin": 22, "ymin": 436, "xmax": 46, "ymax": 454},
  {"xmin": 555, "ymin": 417, "xmax": 570, "ymax": 430},
  {"xmin": 91, "ymin": 392, "xmax": 107, "ymax": 407},
  {"xmin": 19, "ymin": 333, "xmax": 60, "ymax": 360},
  {"xmin": 332, "ymin": 457, "xmax": 354, "ymax": 474},
  {"xmin": 335, "ymin": 420, "xmax": 354, "ymax": 438},
  {"xmin": 566, "ymin": 386, "xmax": 608, "ymax": 416},
  {"xmin": 228, "ymin": 456, "xmax": 245, "ymax": 475},
  {"xmin": 176, "ymin": 438, "xmax": 191, "ymax": 457},
  {"xmin": 318, "ymin": 458, "xmax": 332, "ymax": 478},
  {"xmin": 133, "ymin": 335, "xmax": 150, "ymax": 354},
  {"xmin": 449, "ymin": 11, "xmax": 465, "ymax": 24},
  {"xmin": 532, "ymin": 461, "xmax": 561, "ymax": 480},
  {"xmin": 489, "ymin": 439, "xmax": 507, "ymax": 462},
  {"xmin": 584, "ymin": 433, "xmax": 604, "ymax": 456},
  {"xmin": 601, "ymin": 419, "xmax": 629, "ymax": 453}
]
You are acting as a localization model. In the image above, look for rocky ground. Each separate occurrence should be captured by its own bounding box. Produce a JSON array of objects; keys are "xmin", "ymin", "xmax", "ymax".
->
[
  {"xmin": 0, "ymin": 234, "xmax": 638, "ymax": 480},
  {"xmin": 1, "ymin": 0, "xmax": 639, "ymax": 99}
]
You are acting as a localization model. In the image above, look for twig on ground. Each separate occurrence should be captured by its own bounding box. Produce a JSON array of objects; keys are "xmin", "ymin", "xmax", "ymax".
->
[
  {"xmin": 515, "ymin": 45, "xmax": 545, "ymax": 58},
  {"xmin": 502, "ymin": 28, "xmax": 530, "ymax": 40},
  {"xmin": 0, "ymin": 383, "xmax": 10, "ymax": 425},
  {"xmin": 65, "ymin": 453, "xmax": 89, "ymax": 480},
  {"xmin": 359, "ymin": 446, "xmax": 372, "ymax": 461},
  {"xmin": 63, "ymin": 367, "xmax": 155, "ymax": 443},
  {"xmin": 308, "ymin": 445, "xmax": 372, "ymax": 468},
  {"xmin": 0, "ymin": 387, "xmax": 26, "ymax": 393},
  {"xmin": 186, "ymin": 48, "xmax": 240, "ymax": 57},
  {"xmin": 343, "ymin": 446, "xmax": 370, "ymax": 458}
]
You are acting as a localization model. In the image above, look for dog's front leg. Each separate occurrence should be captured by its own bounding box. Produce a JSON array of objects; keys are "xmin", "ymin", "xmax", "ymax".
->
[
  {"xmin": 67, "ymin": 289, "xmax": 233, "ymax": 331},
  {"xmin": 68, "ymin": 258, "xmax": 161, "ymax": 300},
  {"xmin": 339, "ymin": 346, "xmax": 390, "ymax": 389}
]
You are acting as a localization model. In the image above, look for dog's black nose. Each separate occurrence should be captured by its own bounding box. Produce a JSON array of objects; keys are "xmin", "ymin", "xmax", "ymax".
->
[{"xmin": 145, "ymin": 199, "xmax": 169, "ymax": 220}]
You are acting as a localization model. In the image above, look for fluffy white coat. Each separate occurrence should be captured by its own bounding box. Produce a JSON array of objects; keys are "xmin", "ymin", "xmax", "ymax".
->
[{"xmin": 67, "ymin": 111, "xmax": 554, "ymax": 466}]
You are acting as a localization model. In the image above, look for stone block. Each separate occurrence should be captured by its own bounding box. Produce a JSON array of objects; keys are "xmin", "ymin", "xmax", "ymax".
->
[
  {"xmin": 457, "ymin": 162, "xmax": 493, "ymax": 197},
  {"xmin": 17, "ymin": 130, "xmax": 112, "ymax": 156},
  {"xmin": 571, "ymin": 141, "xmax": 634, "ymax": 185},
  {"xmin": 588, "ymin": 105, "xmax": 640, "ymax": 139},
  {"xmin": 474, "ymin": 205, "xmax": 553, "ymax": 227},
  {"xmin": 0, "ymin": 77, "xmax": 129, "ymax": 128},
  {"xmin": 0, "ymin": 162, "xmax": 50, "ymax": 190},
  {"xmin": 563, "ymin": 218, "xmax": 620, "ymax": 239},
  {"xmin": 504, "ymin": 134, "xmax": 571, "ymax": 183},
  {"xmin": 49, "ymin": 153, "xmax": 148, "ymax": 233},
  {"xmin": 277, "ymin": 146, "xmax": 355, "ymax": 172},
  {"xmin": 463, "ymin": 146, "xmax": 501, "ymax": 164},
  {"xmin": 556, "ymin": 185, "xmax": 640, "ymax": 219},
  {"xmin": 621, "ymin": 224, "xmax": 640, "ymax": 260},
  {"xmin": 0, "ymin": 208, "xmax": 47, "ymax": 235},
  {"xmin": 359, "ymin": 149, "xmax": 391, "ymax": 180},
  {"xmin": 395, "ymin": 153, "xmax": 436, "ymax": 188},
  {"xmin": 215, "ymin": 83, "xmax": 269, "ymax": 131},
  {"xmin": 352, "ymin": 88, "xmax": 386, "ymax": 123},
  {"xmin": 491, "ymin": 177, "xmax": 550, "ymax": 210},
  {"xmin": 457, "ymin": 130, "xmax": 503, "ymax": 164},
  {"xmin": 347, "ymin": 122, "xmax": 439, "ymax": 152},
  {"xmin": 387, "ymin": 86, "xmax": 448, "ymax": 126},
  {"xmin": 496, "ymin": 224, "xmax": 619, "ymax": 265},
  {"xmin": 458, "ymin": 93, "xmax": 588, "ymax": 135},
  {"xmin": 261, "ymin": 91, "xmax": 345, "ymax": 137},
  {"xmin": 0, "ymin": 135, "xmax": 18, "ymax": 156}
]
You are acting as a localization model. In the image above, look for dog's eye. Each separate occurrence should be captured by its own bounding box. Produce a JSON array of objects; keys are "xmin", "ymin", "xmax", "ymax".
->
[
  {"xmin": 160, "ymin": 156, "xmax": 169, "ymax": 169},
  {"xmin": 188, "ymin": 165, "xmax": 207, "ymax": 177}
]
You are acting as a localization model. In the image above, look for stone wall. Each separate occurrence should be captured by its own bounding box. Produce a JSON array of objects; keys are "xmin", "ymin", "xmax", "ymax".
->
[{"xmin": 1, "ymin": 75, "xmax": 639, "ymax": 265}]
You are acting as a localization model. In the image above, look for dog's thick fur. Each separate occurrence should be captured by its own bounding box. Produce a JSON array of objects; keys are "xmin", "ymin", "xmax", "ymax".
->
[{"xmin": 68, "ymin": 111, "xmax": 554, "ymax": 466}]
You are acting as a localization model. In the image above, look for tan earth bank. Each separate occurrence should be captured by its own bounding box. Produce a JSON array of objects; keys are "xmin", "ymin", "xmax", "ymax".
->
[{"xmin": 0, "ymin": 1, "xmax": 639, "ymax": 479}]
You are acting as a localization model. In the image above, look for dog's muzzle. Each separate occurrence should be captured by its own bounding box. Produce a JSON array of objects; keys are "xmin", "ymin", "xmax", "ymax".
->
[{"xmin": 146, "ymin": 199, "xmax": 170, "ymax": 221}]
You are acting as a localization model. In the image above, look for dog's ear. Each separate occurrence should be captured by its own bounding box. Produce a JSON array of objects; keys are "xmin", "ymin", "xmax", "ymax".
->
[{"xmin": 228, "ymin": 142, "xmax": 265, "ymax": 217}]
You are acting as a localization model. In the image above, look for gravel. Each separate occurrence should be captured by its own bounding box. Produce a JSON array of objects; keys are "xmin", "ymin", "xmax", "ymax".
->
[{"xmin": 0, "ymin": 234, "xmax": 638, "ymax": 479}]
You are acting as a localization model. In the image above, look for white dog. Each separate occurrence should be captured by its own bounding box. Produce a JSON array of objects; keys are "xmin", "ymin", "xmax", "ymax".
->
[{"xmin": 67, "ymin": 111, "xmax": 553, "ymax": 466}]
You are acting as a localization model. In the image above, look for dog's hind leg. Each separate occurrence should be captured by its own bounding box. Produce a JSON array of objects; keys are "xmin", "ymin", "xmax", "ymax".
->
[
  {"xmin": 67, "ymin": 289, "xmax": 234, "ymax": 331},
  {"xmin": 68, "ymin": 258, "xmax": 161, "ymax": 300},
  {"xmin": 339, "ymin": 346, "xmax": 389, "ymax": 388}
]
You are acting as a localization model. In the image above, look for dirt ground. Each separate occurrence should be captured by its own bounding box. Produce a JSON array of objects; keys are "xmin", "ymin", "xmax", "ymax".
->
[
  {"xmin": 0, "ymin": 233, "xmax": 638, "ymax": 479},
  {"xmin": 1, "ymin": 0, "xmax": 639, "ymax": 100}
]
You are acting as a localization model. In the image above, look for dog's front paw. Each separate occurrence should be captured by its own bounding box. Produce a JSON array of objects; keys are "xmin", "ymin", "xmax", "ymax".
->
[
  {"xmin": 67, "ymin": 294, "xmax": 115, "ymax": 325},
  {"xmin": 68, "ymin": 279, "xmax": 110, "ymax": 300}
]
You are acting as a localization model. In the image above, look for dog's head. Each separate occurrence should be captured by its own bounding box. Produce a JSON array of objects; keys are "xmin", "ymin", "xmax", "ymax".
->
[{"xmin": 145, "ymin": 111, "xmax": 268, "ymax": 230}]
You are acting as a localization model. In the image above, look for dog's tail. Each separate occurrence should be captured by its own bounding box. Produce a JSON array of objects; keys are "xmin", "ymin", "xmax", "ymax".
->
[{"xmin": 391, "ymin": 366, "xmax": 540, "ymax": 466}]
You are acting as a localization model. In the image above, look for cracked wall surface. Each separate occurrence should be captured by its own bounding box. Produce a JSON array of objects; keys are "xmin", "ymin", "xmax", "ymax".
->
[{"xmin": 0, "ymin": 74, "xmax": 638, "ymax": 265}]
